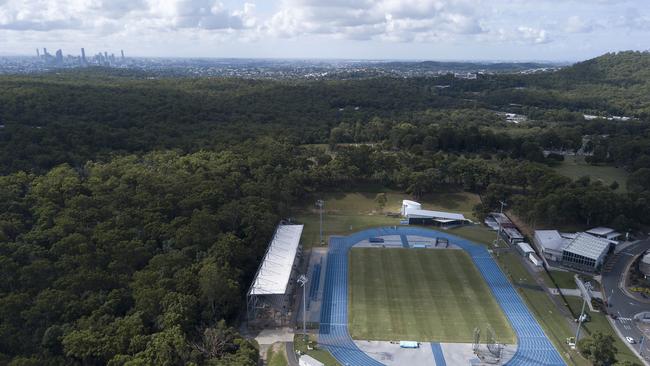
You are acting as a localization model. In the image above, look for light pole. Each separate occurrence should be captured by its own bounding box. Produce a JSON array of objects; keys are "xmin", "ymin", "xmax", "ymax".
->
[
  {"xmin": 575, "ymin": 283, "xmax": 591, "ymax": 342},
  {"xmin": 316, "ymin": 200, "xmax": 324, "ymax": 245},
  {"xmin": 297, "ymin": 275, "xmax": 309, "ymax": 342},
  {"xmin": 639, "ymin": 335, "xmax": 645, "ymax": 358},
  {"xmin": 494, "ymin": 200, "xmax": 507, "ymax": 247}
]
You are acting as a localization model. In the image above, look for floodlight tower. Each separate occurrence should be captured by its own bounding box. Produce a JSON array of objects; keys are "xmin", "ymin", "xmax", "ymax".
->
[
  {"xmin": 297, "ymin": 275, "xmax": 309, "ymax": 341},
  {"xmin": 575, "ymin": 282, "xmax": 591, "ymax": 342},
  {"xmin": 316, "ymin": 199, "xmax": 324, "ymax": 245},
  {"xmin": 494, "ymin": 200, "xmax": 507, "ymax": 247}
]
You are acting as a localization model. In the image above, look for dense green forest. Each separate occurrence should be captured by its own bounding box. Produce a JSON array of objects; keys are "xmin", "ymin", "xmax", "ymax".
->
[{"xmin": 1, "ymin": 51, "xmax": 650, "ymax": 365}]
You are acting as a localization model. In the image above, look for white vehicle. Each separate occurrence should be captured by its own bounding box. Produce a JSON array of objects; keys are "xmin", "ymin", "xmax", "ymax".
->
[{"xmin": 625, "ymin": 336, "xmax": 636, "ymax": 344}]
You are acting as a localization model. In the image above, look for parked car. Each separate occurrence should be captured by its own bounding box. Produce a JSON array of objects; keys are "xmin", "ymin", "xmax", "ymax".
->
[{"xmin": 625, "ymin": 336, "xmax": 636, "ymax": 344}]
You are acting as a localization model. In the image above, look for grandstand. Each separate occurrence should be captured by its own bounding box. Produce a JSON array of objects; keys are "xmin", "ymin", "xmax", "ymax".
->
[{"xmin": 247, "ymin": 224, "xmax": 303, "ymax": 326}]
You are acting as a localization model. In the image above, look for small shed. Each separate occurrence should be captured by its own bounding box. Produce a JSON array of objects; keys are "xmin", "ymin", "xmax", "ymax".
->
[
  {"xmin": 516, "ymin": 242, "xmax": 535, "ymax": 257},
  {"xmin": 528, "ymin": 253, "xmax": 543, "ymax": 267}
]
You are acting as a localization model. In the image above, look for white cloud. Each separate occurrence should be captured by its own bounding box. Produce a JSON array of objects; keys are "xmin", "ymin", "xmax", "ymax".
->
[
  {"xmin": 565, "ymin": 15, "xmax": 594, "ymax": 33},
  {"xmin": 264, "ymin": 0, "xmax": 484, "ymax": 42},
  {"xmin": 516, "ymin": 26, "xmax": 550, "ymax": 44}
]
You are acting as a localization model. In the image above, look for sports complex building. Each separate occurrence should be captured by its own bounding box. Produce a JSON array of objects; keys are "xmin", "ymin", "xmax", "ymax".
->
[{"xmin": 534, "ymin": 229, "xmax": 615, "ymax": 272}]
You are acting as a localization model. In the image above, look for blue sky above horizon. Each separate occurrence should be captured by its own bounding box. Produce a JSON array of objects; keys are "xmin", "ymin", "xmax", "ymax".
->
[{"xmin": 0, "ymin": 0, "xmax": 649, "ymax": 61}]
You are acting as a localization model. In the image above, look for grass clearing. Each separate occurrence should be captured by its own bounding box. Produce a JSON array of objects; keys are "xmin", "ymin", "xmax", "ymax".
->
[
  {"xmin": 553, "ymin": 156, "xmax": 629, "ymax": 192},
  {"xmin": 544, "ymin": 270, "xmax": 579, "ymax": 289},
  {"xmin": 295, "ymin": 190, "xmax": 482, "ymax": 247},
  {"xmin": 348, "ymin": 248, "xmax": 515, "ymax": 343},
  {"xmin": 266, "ymin": 345, "xmax": 288, "ymax": 366},
  {"xmin": 294, "ymin": 334, "xmax": 341, "ymax": 366}
]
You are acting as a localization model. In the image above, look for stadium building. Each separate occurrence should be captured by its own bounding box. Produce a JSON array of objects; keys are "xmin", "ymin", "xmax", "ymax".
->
[{"xmin": 247, "ymin": 224, "xmax": 303, "ymax": 326}]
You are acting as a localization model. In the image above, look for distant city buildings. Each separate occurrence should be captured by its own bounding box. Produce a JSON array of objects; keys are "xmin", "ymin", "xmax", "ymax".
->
[{"xmin": 29, "ymin": 47, "xmax": 129, "ymax": 68}]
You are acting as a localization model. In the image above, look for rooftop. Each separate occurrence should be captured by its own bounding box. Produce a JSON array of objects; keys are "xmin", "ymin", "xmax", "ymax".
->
[
  {"xmin": 563, "ymin": 232, "xmax": 610, "ymax": 261},
  {"xmin": 517, "ymin": 242, "xmax": 534, "ymax": 253},
  {"xmin": 586, "ymin": 227, "xmax": 616, "ymax": 236},
  {"xmin": 248, "ymin": 224, "xmax": 303, "ymax": 296},
  {"xmin": 406, "ymin": 209, "xmax": 466, "ymax": 221},
  {"xmin": 535, "ymin": 230, "xmax": 567, "ymax": 252}
]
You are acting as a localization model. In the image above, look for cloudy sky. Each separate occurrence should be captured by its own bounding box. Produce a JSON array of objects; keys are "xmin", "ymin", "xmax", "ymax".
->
[{"xmin": 0, "ymin": 0, "xmax": 649, "ymax": 61}]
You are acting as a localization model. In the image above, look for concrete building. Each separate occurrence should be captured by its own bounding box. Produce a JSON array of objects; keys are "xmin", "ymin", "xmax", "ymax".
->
[
  {"xmin": 485, "ymin": 212, "xmax": 524, "ymax": 245},
  {"xmin": 561, "ymin": 232, "xmax": 610, "ymax": 272},
  {"xmin": 516, "ymin": 242, "xmax": 535, "ymax": 257},
  {"xmin": 585, "ymin": 227, "xmax": 621, "ymax": 243},
  {"xmin": 534, "ymin": 230, "xmax": 567, "ymax": 262}
]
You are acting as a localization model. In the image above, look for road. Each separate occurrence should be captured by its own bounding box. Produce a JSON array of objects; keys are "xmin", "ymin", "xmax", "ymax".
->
[{"xmin": 601, "ymin": 239, "xmax": 650, "ymax": 360}]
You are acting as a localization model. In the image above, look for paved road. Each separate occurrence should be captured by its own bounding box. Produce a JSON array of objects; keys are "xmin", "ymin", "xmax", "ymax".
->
[
  {"xmin": 601, "ymin": 239, "xmax": 650, "ymax": 357},
  {"xmin": 286, "ymin": 342, "xmax": 299, "ymax": 366}
]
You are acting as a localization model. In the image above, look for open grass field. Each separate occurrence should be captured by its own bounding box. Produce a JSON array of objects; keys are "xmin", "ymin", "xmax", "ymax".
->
[
  {"xmin": 294, "ymin": 335, "xmax": 341, "ymax": 366},
  {"xmin": 553, "ymin": 156, "xmax": 629, "ymax": 192},
  {"xmin": 296, "ymin": 190, "xmax": 482, "ymax": 247},
  {"xmin": 348, "ymin": 248, "xmax": 516, "ymax": 343}
]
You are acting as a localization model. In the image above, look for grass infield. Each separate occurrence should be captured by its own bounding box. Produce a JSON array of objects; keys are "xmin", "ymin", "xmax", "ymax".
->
[{"xmin": 348, "ymin": 248, "xmax": 516, "ymax": 343}]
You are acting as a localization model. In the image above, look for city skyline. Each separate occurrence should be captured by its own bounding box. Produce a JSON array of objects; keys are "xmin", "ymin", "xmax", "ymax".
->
[{"xmin": 0, "ymin": 1, "xmax": 649, "ymax": 61}]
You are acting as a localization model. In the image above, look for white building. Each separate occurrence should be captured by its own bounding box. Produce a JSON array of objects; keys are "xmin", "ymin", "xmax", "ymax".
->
[
  {"xmin": 561, "ymin": 232, "xmax": 610, "ymax": 272},
  {"xmin": 401, "ymin": 200, "xmax": 469, "ymax": 226},
  {"xmin": 516, "ymin": 242, "xmax": 535, "ymax": 257},
  {"xmin": 528, "ymin": 253, "xmax": 543, "ymax": 267},
  {"xmin": 534, "ymin": 230, "xmax": 567, "ymax": 262},
  {"xmin": 585, "ymin": 227, "xmax": 621, "ymax": 242},
  {"xmin": 401, "ymin": 200, "xmax": 422, "ymax": 216}
]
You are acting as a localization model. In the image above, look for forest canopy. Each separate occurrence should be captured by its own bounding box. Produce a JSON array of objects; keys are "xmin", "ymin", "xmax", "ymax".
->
[{"xmin": 1, "ymin": 51, "xmax": 650, "ymax": 365}]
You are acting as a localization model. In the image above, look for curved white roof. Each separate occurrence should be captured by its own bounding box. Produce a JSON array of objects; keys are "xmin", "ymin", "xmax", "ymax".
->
[{"xmin": 248, "ymin": 224, "xmax": 303, "ymax": 295}]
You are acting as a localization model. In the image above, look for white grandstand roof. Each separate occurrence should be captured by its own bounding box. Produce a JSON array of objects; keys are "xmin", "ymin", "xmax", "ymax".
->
[
  {"xmin": 563, "ymin": 232, "xmax": 610, "ymax": 261},
  {"xmin": 249, "ymin": 224, "xmax": 303, "ymax": 295},
  {"xmin": 406, "ymin": 209, "xmax": 466, "ymax": 221}
]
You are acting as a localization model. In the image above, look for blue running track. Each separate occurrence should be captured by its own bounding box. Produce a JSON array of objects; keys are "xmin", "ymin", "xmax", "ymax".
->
[
  {"xmin": 430, "ymin": 343, "xmax": 446, "ymax": 366},
  {"xmin": 400, "ymin": 234, "xmax": 410, "ymax": 248},
  {"xmin": 318, "ymin": 226, "xmax": 566, "ymax": 366}
]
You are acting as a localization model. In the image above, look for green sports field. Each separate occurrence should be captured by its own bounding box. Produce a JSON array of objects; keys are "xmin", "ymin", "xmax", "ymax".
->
[{"xmin": 348, "ymin": 248, "xmax": 516, "ymax": 343}]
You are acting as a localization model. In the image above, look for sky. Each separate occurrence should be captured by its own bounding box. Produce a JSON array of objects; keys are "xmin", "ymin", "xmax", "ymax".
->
[{"xmin": 0, "ymin": 0, "xmax": 649, "ymax": 61}]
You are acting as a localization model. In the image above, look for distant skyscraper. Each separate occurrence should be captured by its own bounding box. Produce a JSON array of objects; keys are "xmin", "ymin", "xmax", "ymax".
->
[
  {"xmin": 36, "ymin": 48, "xmax": 40, "ymax": 57},
  {"xmin": 55, "ymin": 49, "xmax": 63, "ymax": 64},
  {"xmin": 81, "ymin": 48, "xmax": 86, "ymax": 64},
  {"xmin": 43, "ymin": 48, "xmax": 48, "ymax": 56},
  {"xmin": 121, "ymin": 50, "xmax": 125, "ymax": 60}
]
